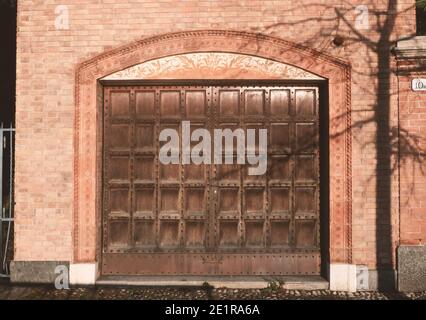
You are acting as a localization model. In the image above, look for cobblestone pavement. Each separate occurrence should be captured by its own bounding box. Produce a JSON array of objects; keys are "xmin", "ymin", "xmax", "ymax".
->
[{"xmin": 0, "ymin": 282, "xmax": 425, "ymax": 300}]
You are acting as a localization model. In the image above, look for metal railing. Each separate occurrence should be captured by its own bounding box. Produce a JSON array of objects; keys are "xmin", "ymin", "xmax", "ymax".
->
[{"xmin": 0, "ymin": 124, "xmax": 14, "ymax": 277}]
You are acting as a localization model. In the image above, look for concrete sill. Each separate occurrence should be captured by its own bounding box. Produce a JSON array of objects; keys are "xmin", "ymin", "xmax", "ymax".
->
[
  {"xmin": 394, "ymin": 36, "xmax": 426, "ymax": 59},
  {"xmin": 96, "ymin": 275, "xmax": 329, "ymax": 290}
]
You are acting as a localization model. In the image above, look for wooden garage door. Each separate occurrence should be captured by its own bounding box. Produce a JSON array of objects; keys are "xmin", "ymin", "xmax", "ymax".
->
[{"xmin": 102, "ymin": 84, "xmax": 320, "ymax": 275}]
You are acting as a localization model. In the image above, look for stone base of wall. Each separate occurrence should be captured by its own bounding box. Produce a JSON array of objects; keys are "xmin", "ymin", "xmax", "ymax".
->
[
  {"xmin": 328, "ymin": 264, "xmax": 357, "ymax": 292},
  {"xmin": 398, "ymin": 245, "xmax": 426, "ymax": 292},
  {"xmin": 11, "ymin": 256, "xmax": 423, "ymax": 292},
  {"xmin": 10, "ymin": 261, "xmax": 69, "ymax": 284},
  {"xmin": 70, "ymin": 263, "xmax": 98, "ymax": 285},
  {"xmin": 356, "ymin": 265, "xmax": 397, "ymax": 291}
]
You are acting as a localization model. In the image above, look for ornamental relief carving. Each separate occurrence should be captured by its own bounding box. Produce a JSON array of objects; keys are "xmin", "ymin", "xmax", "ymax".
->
[{"xmin": 102, "ymin": 52, "xmax": 323, "ymax": 80}]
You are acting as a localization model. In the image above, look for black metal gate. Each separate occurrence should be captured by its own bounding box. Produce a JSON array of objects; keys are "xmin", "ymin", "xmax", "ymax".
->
[{"xmin": 0, "ymin": 124, "xmax": 15, "ymax": 277}]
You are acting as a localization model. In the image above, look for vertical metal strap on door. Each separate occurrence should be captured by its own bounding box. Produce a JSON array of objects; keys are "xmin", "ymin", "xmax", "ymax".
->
[{"xmin": 0, "ymin": 124, "xmax": 15, "ymax": 277}]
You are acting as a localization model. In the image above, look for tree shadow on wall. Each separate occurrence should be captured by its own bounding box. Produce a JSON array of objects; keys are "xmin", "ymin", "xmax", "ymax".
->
[{"xmin": 233, "ymin": 0, "xmax": 426, "ymax": 290}]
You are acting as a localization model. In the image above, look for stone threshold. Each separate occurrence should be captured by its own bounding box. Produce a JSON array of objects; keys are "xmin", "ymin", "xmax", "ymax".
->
[{"xmin": 96, "ymin": 275, "xmax": 329, "ymax": 290}]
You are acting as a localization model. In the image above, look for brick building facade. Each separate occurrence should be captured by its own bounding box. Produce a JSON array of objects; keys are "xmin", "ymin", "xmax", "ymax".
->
[{"xmin": 9, "ymin": 0, "xmax": 426, "ymax": 291}]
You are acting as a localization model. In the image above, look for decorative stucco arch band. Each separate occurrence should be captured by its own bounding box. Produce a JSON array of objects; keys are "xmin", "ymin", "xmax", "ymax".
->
[{"xmin": 74, "ymin": 30, "xmax": 352, "ymax": 266}]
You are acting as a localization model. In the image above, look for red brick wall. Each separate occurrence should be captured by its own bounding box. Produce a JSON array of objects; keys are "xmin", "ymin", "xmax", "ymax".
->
[
  {"xmin": 14, "ymin": 0, "xmax": 421, "ymax": 271},
  {"xmin": 397, "ymin": 60, "xmax": 426, "ymax": 246}
]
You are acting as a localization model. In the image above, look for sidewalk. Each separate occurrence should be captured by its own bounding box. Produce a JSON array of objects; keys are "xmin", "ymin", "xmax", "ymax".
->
[{"xmin": 0, "ymin": 281, "xmax": 425, "ymax": 300}]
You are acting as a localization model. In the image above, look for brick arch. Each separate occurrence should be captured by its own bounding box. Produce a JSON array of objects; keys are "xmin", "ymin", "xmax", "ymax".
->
[{"xmin": 74, "ymin": 30, "xmax": 352, "ymax": 266}]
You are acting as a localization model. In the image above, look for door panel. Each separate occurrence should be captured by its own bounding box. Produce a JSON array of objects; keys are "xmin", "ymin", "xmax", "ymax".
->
[{"xmin": 102, "ymin": 84, "xmax": 320, "ymax": 275}]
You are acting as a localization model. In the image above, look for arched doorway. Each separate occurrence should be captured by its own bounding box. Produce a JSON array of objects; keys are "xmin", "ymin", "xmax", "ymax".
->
[{"xmin": 74, "ymin": 30, "xmax": 352, "ymax": 278}]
